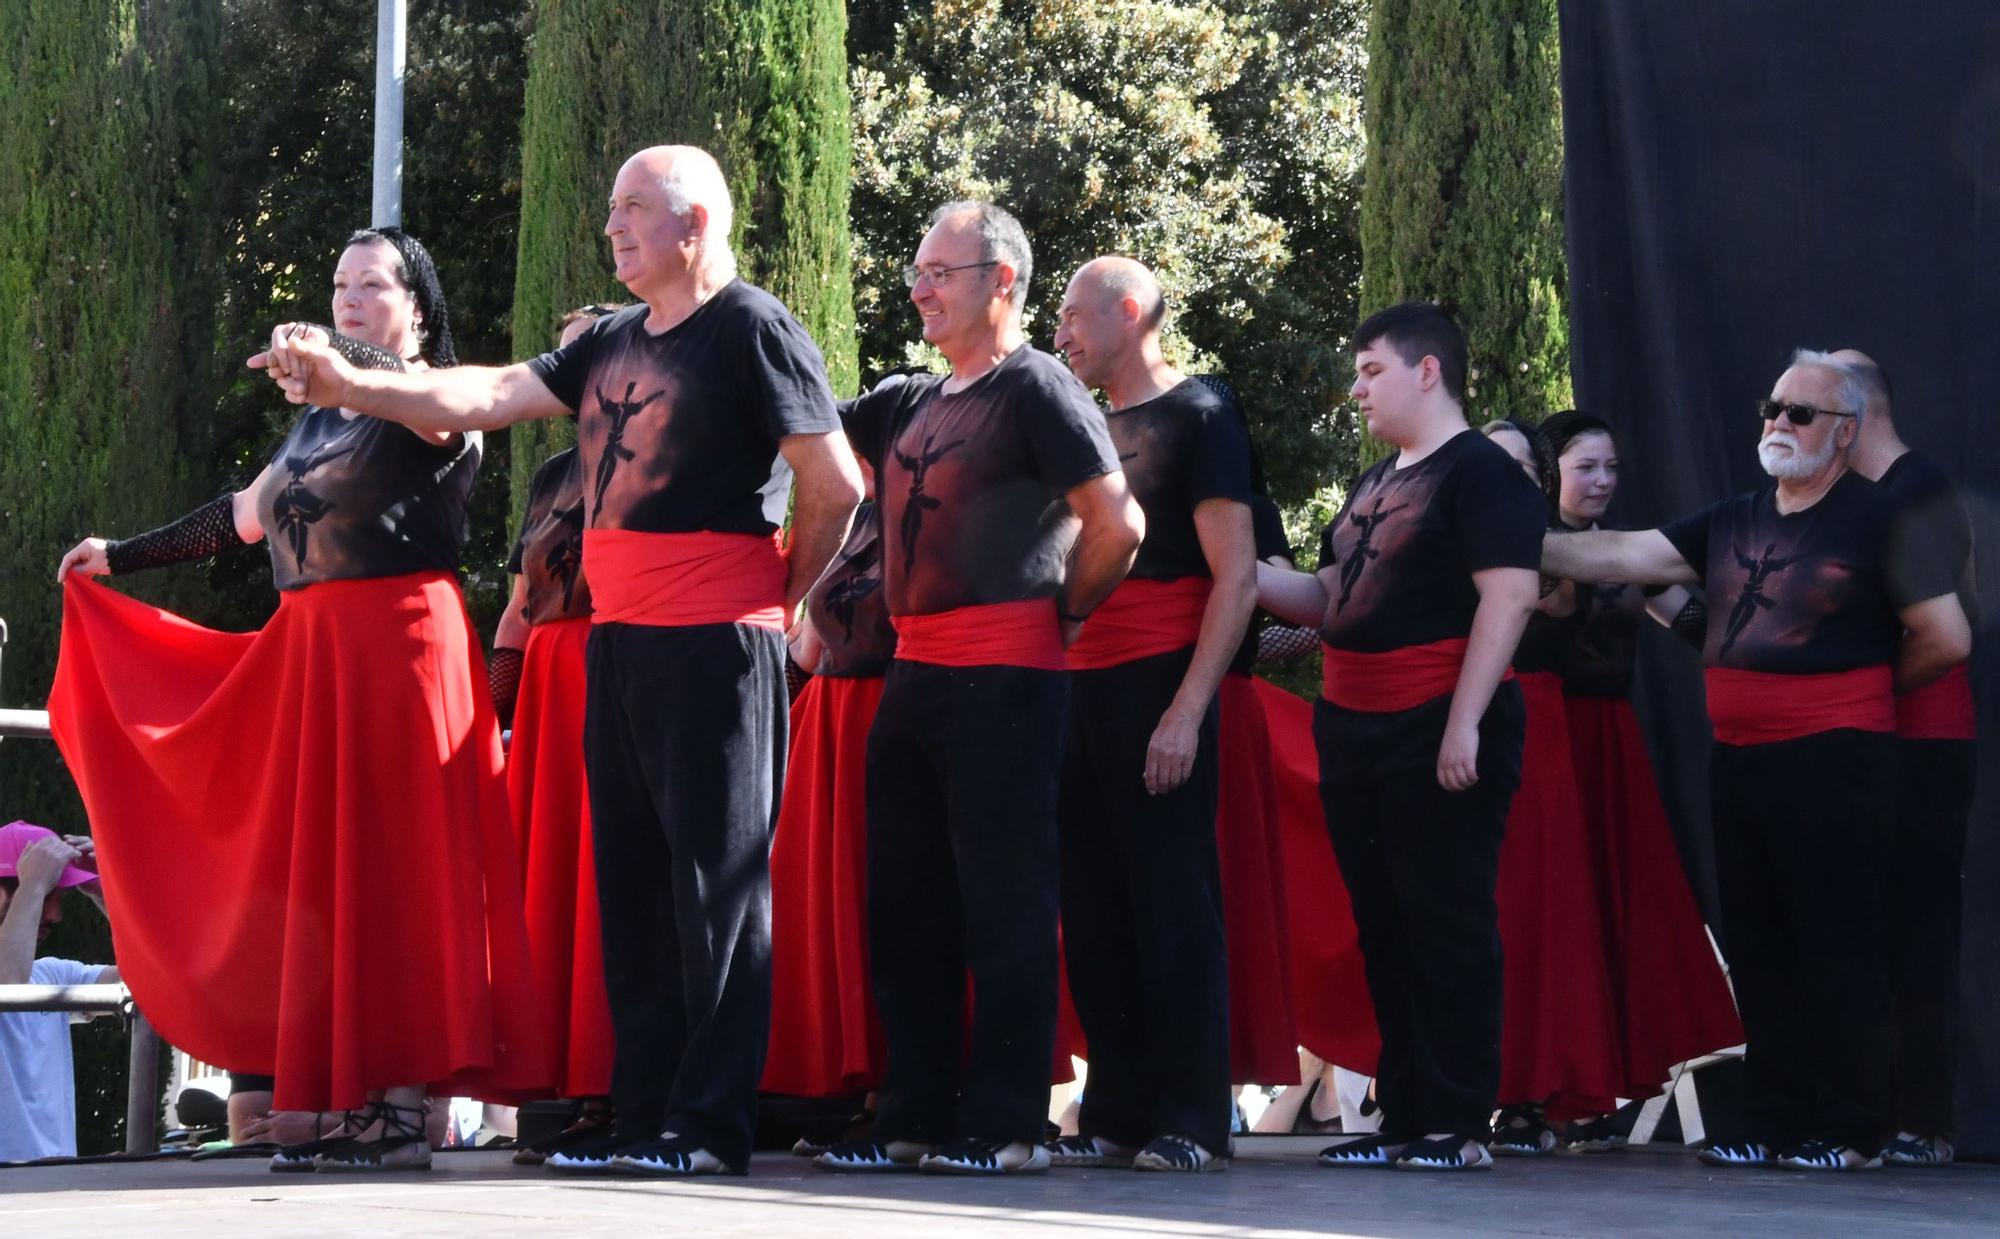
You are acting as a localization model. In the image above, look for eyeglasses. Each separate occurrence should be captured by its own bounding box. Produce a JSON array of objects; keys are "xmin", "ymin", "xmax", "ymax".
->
[
  {"xmin": 902, "ymin": 261, "xmax": 999, "ymax": 288},
  {"xmin": 1756, "ymin": 399, "xmax": 1856, "ymax": 427}
]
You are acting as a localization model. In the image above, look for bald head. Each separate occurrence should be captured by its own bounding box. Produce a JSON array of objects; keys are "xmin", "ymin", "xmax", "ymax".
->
[
  {"xmin": 1828, "ymin": 347, "xmax": 1893, "ymax": 420},
  {"xmin": 606, "ymin": 145, "xmax": 737, "ymax": 298},
  {"xmin": 1055, "ymin": 255, "xmax": 1180, "ymax": 407},
  {"xmin": 624, "ymin": 145, "xmax": 734, "ymax": 243},
  {"xmin": 1068, "ymin": 257, "xmax": 1166, "ymax": 331}
]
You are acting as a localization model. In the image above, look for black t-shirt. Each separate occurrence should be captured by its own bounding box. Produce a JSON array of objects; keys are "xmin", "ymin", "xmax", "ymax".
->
[
  {"xmin": 843, "ymin": 346, "xmax": 1121, "ymax": 616},
  {"xmin": 1563, "ymin": 583, "xmax": 1641, "ymax": 699},
  {"xmin": 1659, "ymin": 470, "xmax": 1944, "ymax": 673},
  {"xmin": 1316, "ymin": 430, "xmax": 1547, "ymax": 653},
  {"xmin": 1229, "ymin": 495, "xmax": 1296, "ymax": 677},
  {"xmin": 805, "ymin": 501, "xmax": 894, "ymax": 678},
  {"xmin": 507, "ymin": 448, "xmax": 591, "ymax": 626},
  {"xmin": 525, "ymin": 281, "xmax": 842, "ymax": 535},
  {"xmin": 1107, "ymin": 379, "xmax": 1253, "ymax": 580},
  {"xmin": 1513, "ymin": 606, "xmax": 1582, "ymax": 676},
  {"xmin": 1879, "ymin": 449, "xmax": 1976, "ymax": 628},
  {"xmin": 255, "ymin": 406, "xmax": 479, "ymax": 591}
]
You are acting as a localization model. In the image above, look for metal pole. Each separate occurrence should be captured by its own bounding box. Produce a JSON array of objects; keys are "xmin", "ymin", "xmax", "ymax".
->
[
  {"xmin": 124, "ymin": 1013, "xmax": 161, "ymax": 1155},
  {"xmin": 371, "ymin": 0, "xmax": 407, "ymax": 227}
]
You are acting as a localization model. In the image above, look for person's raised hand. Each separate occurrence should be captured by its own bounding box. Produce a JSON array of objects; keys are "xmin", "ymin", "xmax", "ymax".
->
[
  {"xmin": 14, "ymin": 836, "xmax": 80, "ymax": 896},
  {"xmin": 56, "ymin": 538, "xmax": 110, "ymax": 583},
  {"xmin": 248, "ymin": 324, "xmax": 354, "ymax": 408}
]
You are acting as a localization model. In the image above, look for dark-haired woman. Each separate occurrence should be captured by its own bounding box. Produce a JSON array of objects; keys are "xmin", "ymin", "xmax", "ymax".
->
[
  {"xmin": 50, "ymin": 228, "xmax": 547, "ymax": 1173},
  {"xmin": 1538, "ymin": 410, "xmax": 1743, "ymax": 1151},
  {"xmin": 489, "ymin": 305, "xmax": 619, "ymax": 1164},
  {"xmin": 1478, "ymin": 418, "xmax": 1624, "ymax": 1155}
]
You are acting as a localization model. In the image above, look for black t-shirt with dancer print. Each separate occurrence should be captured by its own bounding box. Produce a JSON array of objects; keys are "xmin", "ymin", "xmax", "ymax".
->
[
  {"xmin": 1659, "ymin": 470, "xmax": 1947, "ymax": 673},
  {"xmin": 805, "ymin": 501, "xmax": 894, "ymax": 678},
  {"xmin": 525, "ymin": 282, "xmax": 842, "ymax": 534},
  {"xmin": 1879, "ymin": 449, "xmax": 1977, "ymax": 628},
  {"xmin": 842, "ymin": 346, "xmax": 1121, "ymax": 616},
  {"xmin": 255, "ymin": 406, "xmax": 480, "ymax": 591},
  {"xmin": 1108, "ymin": 378, "xmax": 1254, "ymax": 581},
  {"xmin": 1561, "ymin": 583, "xmax": 1642, "ymax": 699},
  {"xmin": 1316, "ymin": 430, "xmax": 1548, "ymax": 653},
  {"xmin": 507, "ymin": 448, "xmax": 591, "ymax": 626}
]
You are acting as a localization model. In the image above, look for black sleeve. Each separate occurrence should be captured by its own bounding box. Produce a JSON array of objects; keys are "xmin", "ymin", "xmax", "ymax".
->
[
  {"xmin": 1883, "ymin": 484, "xmax": 1970, "ymax": 608},
  {"xmin": 524, "ymin": 315, "xmax": 606, "ymax": 413},
  {"xmin": 1449, "ymin": 446, "xmax": 1545, "ymax": 572},
  {"xmin": 1252, "ymin": 496, "xmax": 1292, "ymax": 563},
  {"xmin": 1187, "ymin": 404, "xmax": 1255, "ymax": 507},
  {"xmin": 840, "ymin": 384, "xmax": 897, "ymax": 469},
  {"xmin": 1659, "ymin": 502, "xmax": 1719, "ymax": 586},
  {"xmin": 104, "ymin": 494, "xmax": 243, "ymax": 575},
  {"xmin": 745, "ymin": 314, "xmax": 843, "ymax": 442},
  {"xmin": 1020, "ymin": 364, "xmax": 1120, "ymax": 494}
]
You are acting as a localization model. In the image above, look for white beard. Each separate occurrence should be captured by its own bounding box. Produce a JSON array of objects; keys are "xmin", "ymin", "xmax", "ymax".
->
[{"xmin": 1758, "ymin": 430, "xmax": 1835, "ymax": 480}]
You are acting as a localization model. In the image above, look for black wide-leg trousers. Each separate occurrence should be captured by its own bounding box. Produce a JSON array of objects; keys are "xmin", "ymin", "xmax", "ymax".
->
[{"xmin": 1887, "ymin": 736, "xmax": 1976, "ymax": 1136}]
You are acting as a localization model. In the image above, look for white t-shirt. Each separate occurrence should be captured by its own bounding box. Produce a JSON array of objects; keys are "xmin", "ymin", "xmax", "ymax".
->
[{"xmin": 0, "ymin": 957, "xmax": 110, "ymax": 1163}]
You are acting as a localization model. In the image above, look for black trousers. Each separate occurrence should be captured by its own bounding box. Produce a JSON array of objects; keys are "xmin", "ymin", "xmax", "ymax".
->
[
  {"xmin": 1313, "ymin": 685, "xmax": 1524, "ymax": 1142},
  {"xmin": 583, "ymin": 621, "xmax": 787, "ymax": 1170},
  {"xmin": 1710, "ymin": 728, "xmax": 1895, "ymax": 1152},
  {"xmin": 1888, "ymin": 737, "xmax": 1976, "ymax": 1135},
  {"xmin": 866, "ymin": 659, "xmax": 1070, "ymax": 1145},
  {"xmin": 1058, "ymin": 649, "xmax": 1231, "ymax": 1155}
]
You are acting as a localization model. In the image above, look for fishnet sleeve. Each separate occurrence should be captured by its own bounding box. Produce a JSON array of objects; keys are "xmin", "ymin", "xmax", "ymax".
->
[
  {"xmin": 105, "ymin": 495, "xmax": 243, "ymax": 576},
  {"xmin": 488, "ymin": 647, "xmax": 524, "ymax": 729},
  {"xmin": 1257, "ymin": 623, "xmax": 1320, "ymax": 663},
  {"xmin": 1669, "ymin": 597, "xmax": 1707, "ymax": 651}
]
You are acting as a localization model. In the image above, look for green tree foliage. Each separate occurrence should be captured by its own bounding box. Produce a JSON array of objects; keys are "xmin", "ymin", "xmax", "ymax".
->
[
  {"xmin": 849, "ymin": 0, "xmax": 1370, "ymax": 505},
  {"xmin": 0, "ymin": 0, "xmax": 225, "ymax": 1153},
  {"xmin": 210, "ymin": 0, "xmax": 530, "ymax": 629},
  {"xmin": 509, "ymin": 0, "xmax": 859, "ymax": 515},
  {"xmin": 1357, "ymin": 0, "xmax": 1569, "ymax": 436}
]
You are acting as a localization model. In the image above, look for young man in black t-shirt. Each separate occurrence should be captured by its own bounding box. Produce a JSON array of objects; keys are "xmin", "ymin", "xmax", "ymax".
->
[
  {"xmin": 254, "ymin": 146, "xmax": 865, "ymax": 1177},
  {"xmin": 1258, "ymin": 303, "xmax": 1546, "ymax": 1172},
  {"xmin": 814, "ymin": 202, "xmax": 1144, "ymax": 1176},
  {"xmin": 1834, "ymin": 349, "xmax": 1979, "ymax": 1168},
  {"xmin": 1039, "ymin": 257, "xmax": 1257, "ymax": 1172},
  {"xmin": 1543, "ymin": 351, "xmax": 1971, "ymax": 1171}
]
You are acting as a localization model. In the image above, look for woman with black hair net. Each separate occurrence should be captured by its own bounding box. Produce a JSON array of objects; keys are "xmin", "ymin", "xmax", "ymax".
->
[{"xmin": 50, "ymin": 227, "xmax": 548, "ymax": 1173}]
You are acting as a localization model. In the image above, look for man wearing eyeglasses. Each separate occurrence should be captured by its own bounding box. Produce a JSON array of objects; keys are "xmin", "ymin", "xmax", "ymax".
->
[
  {"xmin": 1542, "ymin": 350, "xmax": 1971, "ymax": 1172},
  {"xmin": 814, "ymin": 200, "xmax": 1145, "ymax": 1176}
]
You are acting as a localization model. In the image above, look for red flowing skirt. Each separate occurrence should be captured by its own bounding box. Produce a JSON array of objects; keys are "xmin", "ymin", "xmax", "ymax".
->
[
  {"xmin": 1495, "ymin": 671, "xmax": 1624, "ymax": 1118},
  {"xmin": 508, "ymin": 616, "xmax": 612, "ymax": 1099},
  {"xmin": 762, "ymin": 675, "xmax": 889, "ymax": 1096},
  {"xmin": 1565, "ymin": 694, "xmax": 1743, "ymax": 1095},
  {"xmin": 760, "ymin": 675, "xmax": 1085, "ymax": 1095},
  {"xmin": 1257, "ymin": 678, "xmax": 1379, "ymax": 1074},
  {"xmin": 49, "ymin": 575, "xmax": 549, "ymax": 1111},
  {"xmin": 1215, "ymin": 674, "xmax": 1302, "ymax": 1084}
]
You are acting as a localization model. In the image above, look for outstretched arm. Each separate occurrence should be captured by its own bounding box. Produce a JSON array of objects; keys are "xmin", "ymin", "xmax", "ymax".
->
[
  {"xmin": 251, "ymin": 331, "xmax": 568, "ymax": 433},
  {"xmin": 1256, "ymin": 560, "xmax": 1333, "ymax": 629},
  {"xmin": 1541, "ymin": 527, "xmax": 1699, "ymax": 587}
]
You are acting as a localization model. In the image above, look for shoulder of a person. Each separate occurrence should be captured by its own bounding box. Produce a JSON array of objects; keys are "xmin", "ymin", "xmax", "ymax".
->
[
  {"xmin": 530, "ymin": 448, "xmax": 576, "ymax": 489},
  {"xmin": 1010, "ymin": 347, "xmax": 1100, "ymax": 413},
  {"xmin": 716, "ymin": 279, "xmax": 805, "ymax": 334},
  {"xmin": 29, "ymin": 957, "xmax": 95, "ymax": 985}
]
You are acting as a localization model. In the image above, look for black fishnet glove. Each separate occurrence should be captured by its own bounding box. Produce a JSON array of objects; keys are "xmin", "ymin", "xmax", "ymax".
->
[
  {"xmin": 489, "ymin": 647, "xmax": 524, "ymax": 728},
  {"xmin": 1257, "ymin": 624, "xmax": 1320, "ymax": 663},
  {"xmin": 295, "ymin": 325, "xmax": 408, "ymax": 373},
  {"xmin": 105, "ymin": 495, "xmax": 243, "ymax": 576}
]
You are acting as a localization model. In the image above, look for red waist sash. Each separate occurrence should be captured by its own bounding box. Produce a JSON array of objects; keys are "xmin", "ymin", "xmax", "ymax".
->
[
  {"xmin": 892, "ymin": 599, "xmax": 1066, "ymax": 671},
  {"xmin": 1320, "ymin": 637, "xmax": 1511, "ymax": 713},
  {"xmin": 1704, "ymin": 665, "xmax": 1895, "ymax": 746},
  {"xmin": 1066, "ymin": 577, "xmax": 1212, "ymax": 671},
  {"xmin": 583, "ymin": 529, "xmax": 787, "ymax": 631},
  {"xmin": 1896, "ymin": 661, "xmax": 1977, "ymax": 741}
]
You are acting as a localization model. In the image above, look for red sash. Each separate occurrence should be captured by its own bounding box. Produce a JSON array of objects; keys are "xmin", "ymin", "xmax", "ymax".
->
[
  {"xmin": 1895, "ymin": 661, "xmax": 1977, "ymax": 741},
  {"xmin": 1065, "ymin": 577, "xmax": 1212, "ymax": 671},
  {"xmin": 891, "ymin": 599, "xmax": 1066, "ymax": 671},
  {"xmin": 583, "ymin": 529, "xmax": 787, "ymax": 631},
  {"xmin": 1320, "ymin": 637, "xmax": 1511, "ymax": 712},
  {"xmin": 1703, "ymin": 665, "xmax": 1895, "ymax": 746}
]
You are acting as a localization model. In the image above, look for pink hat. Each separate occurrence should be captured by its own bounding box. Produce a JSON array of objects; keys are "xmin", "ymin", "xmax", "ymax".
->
[{"xmin": 0, "ymin": 822, "xmax": 96, "ymax": 888}]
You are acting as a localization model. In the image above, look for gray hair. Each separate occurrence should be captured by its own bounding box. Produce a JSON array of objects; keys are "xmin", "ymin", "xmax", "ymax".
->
[
  {"xmin": 659, "ymin": 163, "xmax": 737, "ymax": 279},
  {"xmin": 1788, "ymin": 348, "xmax": 1868, "ymax": 428},
  {"xmin": 930, "ymin": 199, "xmax": 1032, "ymax": 309}
]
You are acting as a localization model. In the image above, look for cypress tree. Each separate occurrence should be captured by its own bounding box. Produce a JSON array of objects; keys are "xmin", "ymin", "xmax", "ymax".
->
[
  {"xmin": 1357, "ymin": 0, "xmax": 1569, "ymax": 436},
  {"xmin": 0, "ymin": 0, "xmax": 222, "ymax": 1151},
  {"xmin": 509, "ymin": 0, "xmax": 858, "ymax": 510}
]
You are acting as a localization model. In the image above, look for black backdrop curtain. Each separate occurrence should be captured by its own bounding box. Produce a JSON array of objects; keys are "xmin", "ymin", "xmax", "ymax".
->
[{"xmin": 1557, "ymin": 1, "xmax": 2000, "ymax": 1151}]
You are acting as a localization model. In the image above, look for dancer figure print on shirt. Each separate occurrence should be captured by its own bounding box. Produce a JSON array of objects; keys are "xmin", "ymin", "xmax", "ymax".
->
[
  {"xmin": 589, "ymin": 380, "xmax": 664, "ymax": 524},
  {"xmin": 1337, "ymin": 497, "xmax": 1410, "ymax": 613},
  {"xmin": 894, "ymin": 428, "xmax": 968, "ymax": 576},
  {"xmin": 270, "ymin": 441, "xmax": 360, "ymax": 570},
  {"xmin": 1719, "ymin": 541, "xmax": 1800, "ymax": 659}
]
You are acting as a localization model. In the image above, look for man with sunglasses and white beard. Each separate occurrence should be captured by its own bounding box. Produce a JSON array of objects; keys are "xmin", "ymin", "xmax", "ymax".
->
[{"xmin": 1541, "ymin": 351, "xmax": 1970, "ymax": 1172}]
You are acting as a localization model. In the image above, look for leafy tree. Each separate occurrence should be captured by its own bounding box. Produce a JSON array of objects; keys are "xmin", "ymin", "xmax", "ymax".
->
[
  {"xmin": 0, "ymin": 0, "xmax": 225, "ymax": 1153},
  {"xmin": 509, "ymin": 0, "xmax": 858, "ymax": 517},
  {"xmin": 1357, "ymin": 0, "xmax": 1569, "ymax": 435},
  {"xmin": 849, "ymin": 0, "xmax": 1370, "ymax": 506}
]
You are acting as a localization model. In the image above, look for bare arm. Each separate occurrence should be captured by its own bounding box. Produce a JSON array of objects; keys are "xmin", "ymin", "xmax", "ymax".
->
[
  {"xmin": 1257, "ymin": 561, "xmax": 1333, "ymax": 629},
  {"xmin": 0, "ymin": 839, "xmax": 77, "ymax": 985},
  {"xmin": 251, "ymin": 333, "xmax": 568, "ymax": 433},
  {"xmin": 1058, "ymin": 471, "xmax": 1146, "ymax": 644},
  {"xmin": 1436, "ymin": 566, "xmax": 1541, "ymax": 792},
  {"xmin": 780, "ymin": 430, "xmax": 865, "ymax": 614},
  {"xmin": 1895, "ymin": 593, "xmax": 1973, "ymax": 692},
  {"xmin": 1541, "ymin": 528, "xmax": 1698, "ymax": 587},
  {"xmin": 494, "ymin": 574, "xmax": 532, "ymax": 653},
  {"xmin": 1144, "ymin": 499, "xmax": 1257, "ymax": 796}
]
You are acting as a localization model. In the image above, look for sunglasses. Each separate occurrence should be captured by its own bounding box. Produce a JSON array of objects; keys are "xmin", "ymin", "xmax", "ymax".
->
[{"xmin": 1756, "ymin": 399, "xmax": 1856, "ymax": 427}]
